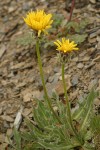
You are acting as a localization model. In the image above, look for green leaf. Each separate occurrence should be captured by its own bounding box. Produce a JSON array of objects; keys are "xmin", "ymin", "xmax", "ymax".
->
[
  {"xmin": 66, "ymin": 21, "xmax": 79, "ymax": 32},
  {"xmin": 80, "ymin": 90, "xmax": 98, "ymax": 131},
  {"xmin": 90, "ymin": 115, "xmax": 100, "ymax": 133},
  {"xmin": 33, "ymin": 107, "xmax": 44, "ymax": 129},
  {"xmin": 66, "ymin": 19, "xmax": 89, "ymax": 33},
  {"xmin": 72, "ymin": 100, "xmax": 86, "ymax": 120},
  {"xmin": 67, "ymin": 34, "xmax": 88, "ymax": 44},
  {"xmin": 13, "ymin": 128, "xmax": 21, "ymax": 150},
  {"xmin": 79, "ymin": 19, "xmax": 89, "ymax": 30},
  {"xmin": 72, "ymin": 90, "xmax": 98, "ymax": 121},
  {"xmin": 53, "ymin": 14, "xmax": 64, "ymax": 28},
  {"xmin": 16, "ymin": 32, "xmax": 35, "ymax": 46},
  {"xmin": 84, "ymin": 130, "xmax": 93, "ymax": 141},
  {"xmin": 10, "ymin": 89, "xmax": 98, "ymax": 150},
  {"xmin": 38, "ymin": 140, "xmax": 80, "ymax": 150},
  {"xmin": 83, "ymin": 142, "xmax": 95, "ymax": 150},
  {"xmin": 33, "ymin": 100, "xmax": 55, "ymax": 129},
  {"xmin": 23, "ymin": 142, "xmax": 43, "ymax": 150},
  {"xmin": 21, "ymin": 132, "xmax": 36, "ymax": 142},
  {"xmin": 25, "ymin": 118, "xmax": 35, "ymax": 131}
]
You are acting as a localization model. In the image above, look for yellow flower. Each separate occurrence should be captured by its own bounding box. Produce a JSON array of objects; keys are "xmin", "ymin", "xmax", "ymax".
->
[
  {"xmin": 54, "ymin": 38, "xmax": 79, "ymax": 53},
  {"xmin": 23, "ymin": 10, "xmax": 53, "ymax": 37}
]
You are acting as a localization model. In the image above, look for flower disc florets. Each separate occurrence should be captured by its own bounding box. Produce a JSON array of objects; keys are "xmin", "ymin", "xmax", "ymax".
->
[
  {"xmin": 54, "ymin": 38, "xmax": 79, "ymax": 53},
  {"xmin": 23, "ymin": 10, "xmax": 53, "ymax": 37}
]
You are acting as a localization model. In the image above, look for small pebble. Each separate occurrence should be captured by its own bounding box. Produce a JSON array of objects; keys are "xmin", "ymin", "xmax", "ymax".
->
[
  {"xmin": 71, "ymin": 75, "xmax": 79, "ymax": 86},
  {"xmin": 77, "ymin": 63, "xmax": 84, "ymax": 69}
]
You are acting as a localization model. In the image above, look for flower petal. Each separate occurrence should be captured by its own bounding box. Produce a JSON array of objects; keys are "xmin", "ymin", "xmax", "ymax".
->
[
  {"xmin": 54, "ymin": 38, "xmax": 79, "ymax": 53},
  {"xmin": 23, "ymin": 10, "xmax": 53, "ymax": 37}
]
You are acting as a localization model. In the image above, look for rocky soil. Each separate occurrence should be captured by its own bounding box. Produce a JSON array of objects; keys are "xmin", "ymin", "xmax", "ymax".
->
[{"xmin": 0, "ymin": 0, "xmax": 100, "ymax": 149}]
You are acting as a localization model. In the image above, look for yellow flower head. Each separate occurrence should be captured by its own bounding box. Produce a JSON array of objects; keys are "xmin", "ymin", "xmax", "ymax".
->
[
  {"xmin": 23, "ymin": 10, "xmax": 53, "ymax": 37},
  {"xmin": 54, "ymin": 38, "xmax": 79, "ymax": 53}
]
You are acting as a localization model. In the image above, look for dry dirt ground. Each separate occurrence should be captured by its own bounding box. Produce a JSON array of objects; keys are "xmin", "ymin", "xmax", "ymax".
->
[{"xmin": 0, "ymin": 0, "xmax": 100, "ymax": 149}]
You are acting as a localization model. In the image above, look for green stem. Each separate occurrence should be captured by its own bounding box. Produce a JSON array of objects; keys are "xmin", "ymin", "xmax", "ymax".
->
[
  {"xmin": 62, "ymin": 63, "xmax": 80, "ymax": 139},
  {"xmin": 36, "ymin": 38, "xmax": 62, "ymax": 124}
]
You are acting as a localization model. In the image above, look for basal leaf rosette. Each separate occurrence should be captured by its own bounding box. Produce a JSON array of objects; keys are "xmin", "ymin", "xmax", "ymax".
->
[
  {"xmin": 54, "ymin": 38, "xmax": 79, "ymax": 53},
  {"xmin": 23, "ymin": 10, "xmax": 53, "ymax": 37}
]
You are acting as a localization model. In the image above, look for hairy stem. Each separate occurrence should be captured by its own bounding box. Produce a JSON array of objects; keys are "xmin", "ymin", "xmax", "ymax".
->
[
  {"xmin": 62, "ymin": 62, "xmax": 82, "ymax": 143},
  {"xmin": 36, "ymin": 38, "xmax": 62, "ymax": 124}
]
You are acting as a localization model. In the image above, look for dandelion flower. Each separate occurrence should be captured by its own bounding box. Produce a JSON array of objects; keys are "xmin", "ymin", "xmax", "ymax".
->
[
  {"xmin": 54, "ymin": 38, "xmax": 79, "ymax": 53},
  {"xmin": 23, "ymin": 10, "xmax": 53, "ymax": 37}
]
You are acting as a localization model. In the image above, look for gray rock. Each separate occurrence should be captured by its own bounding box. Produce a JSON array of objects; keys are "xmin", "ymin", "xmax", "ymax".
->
[
  {"xmin": 54, "ymin": 67, "xmax": 60, "ymax": 73},
  {"xmin": 1, "ymin": 115, "xmax": 14, "ymax": 122},
  {"xmin": 22, "ymin": 3, "xmax": 30, "ymax": 11},
  {"xmin": 3, "ymin": 121, "xmax": 10, "ymax": 129},
  {"xmin": 77, "ymin": 63, "xmax": 84, "ymax": 69},
  {"xmin": 53, "ymin": 73, "xmax": 60, "ymax": 84},
  {"xmin": 0, "ymin": 108, "xmax": 3, "ymax": 115},
  {"xmin": 48, "ymin": 75, "xmax": 54, "ymax": 83},
  {"xmin": 71, "ymin": 75, "xmax": 79, "ymax": 86},
  {"xmin": 89, "ymin": 31, "xmax": 97, "ymax": 38},
  {"xmin": 88, "ymin": 79, "xmax": 98, "ymax": 90}
]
